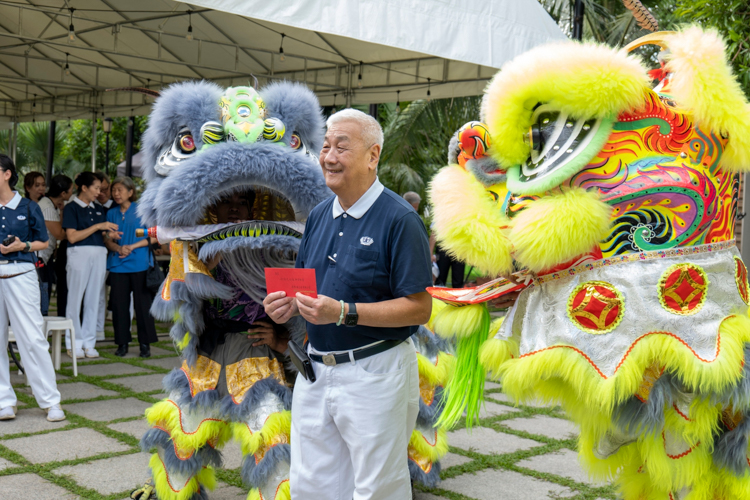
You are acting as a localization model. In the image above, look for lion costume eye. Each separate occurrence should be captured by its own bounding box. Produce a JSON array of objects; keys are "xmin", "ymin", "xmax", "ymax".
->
[
  {"xmin": 155, "ymin": 127, "xmax": 198, "ymax": 176},
  {"xmin": 289, "ymin": 133, "xmax": 302, "ymax": 149},
  {"xmin": 179, "ymin": 133, "xmax": 196, "ymax": 152}
]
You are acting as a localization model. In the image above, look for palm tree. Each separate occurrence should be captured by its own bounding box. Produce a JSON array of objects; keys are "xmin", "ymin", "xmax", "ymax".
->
[
  {"xmin": 0, "ymin": 122, "xmax": 84, "ymax": 182},
  {"xmin": 379, "ymin": 97, "xmax": 482, "ymax": 201}
]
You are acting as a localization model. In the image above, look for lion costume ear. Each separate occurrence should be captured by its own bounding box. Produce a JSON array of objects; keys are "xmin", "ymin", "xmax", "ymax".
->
[{"xmin": 428, "ymin": 165, "xmax": 514, "ymax": 277}]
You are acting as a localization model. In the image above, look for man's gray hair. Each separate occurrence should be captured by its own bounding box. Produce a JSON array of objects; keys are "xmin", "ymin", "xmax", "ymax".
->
[
  {"xmin": 402, "ymin": 191, "xmax": 421, "ymax": 205},
  {"xmin": 326, "ymin": 108, "xmax": 384, "ymax": 149}
]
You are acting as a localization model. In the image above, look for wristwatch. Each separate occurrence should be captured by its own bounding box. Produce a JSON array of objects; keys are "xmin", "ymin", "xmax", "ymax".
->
[
  {"xmin": 22, "ymin": 241, "xmax": 31, "ymax": 253},
  {"xmin": 344, "ymin": 302, "xmax": 358, "ymax": 327}
]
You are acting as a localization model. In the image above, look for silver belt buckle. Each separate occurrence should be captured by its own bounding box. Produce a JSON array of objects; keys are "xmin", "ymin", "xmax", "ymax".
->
[{"xmin": 322, "ymin": 354, "xmax": 337, "ymax": 366}]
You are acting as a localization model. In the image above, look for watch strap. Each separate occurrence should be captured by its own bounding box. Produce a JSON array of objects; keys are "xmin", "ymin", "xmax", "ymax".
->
[{"xmin": 345, "ymin": 302, "xmax": 358, "ymax": 327}]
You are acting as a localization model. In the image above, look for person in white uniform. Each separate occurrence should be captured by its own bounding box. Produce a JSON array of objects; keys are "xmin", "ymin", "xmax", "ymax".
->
[
  {"xmin": 0, "ymin": 154, "xmax": 65, "ymax": 422},
  {"xmin": 264, "ymin": 109, "xmax": 433, "ymax": 500},
  {"xmin": 62, "ymin": 172, "xmax": 119, "ymax": 359}
]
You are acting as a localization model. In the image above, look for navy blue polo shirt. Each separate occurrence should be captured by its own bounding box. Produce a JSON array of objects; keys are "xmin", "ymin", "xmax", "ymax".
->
[
  {"xmin": 296, "ymin": 178, "xmax": 433, "ymax": 351},
  {"xmin": 62, "ymin": 196, "xmax": 107, "ymax": 247},
  {"xmin": 0, "ymin": 192, "xmax": 48, "ymax": 264}
]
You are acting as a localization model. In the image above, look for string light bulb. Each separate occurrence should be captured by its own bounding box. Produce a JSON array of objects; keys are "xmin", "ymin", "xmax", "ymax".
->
[
  {"xmin": 427, "ymin": 78, "xmax": 431, "ymax": 102},
  {"xmin": 33, "ymin": 94, "xmax": 36, "ymax": 108},
  {"xmin": 358, "ymin": 61, "xmax": 363, "ymax": 89},
  {"xmin": 279, "ymin": 33, "xmax": 286, "ymax": 62},
  {"xmin": 68, "ymin": 8, "xmax": 75, "ymax": 42},
  {"xmin": 396, "ymin": 90, "xmax": 400, "ymax": 109},
  {"xmin": 186, "ymin": 11, "xmax": 193, "ymax": 41}
]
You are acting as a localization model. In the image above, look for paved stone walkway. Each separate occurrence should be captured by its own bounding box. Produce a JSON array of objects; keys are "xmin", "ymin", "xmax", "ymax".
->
[{"xmin": 0, "ymin": 313, "xmax": 616, "ymax": 499}]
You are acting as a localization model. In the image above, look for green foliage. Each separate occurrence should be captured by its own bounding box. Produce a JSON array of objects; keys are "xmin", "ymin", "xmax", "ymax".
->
[
  {"xmin": 675, "ymin": 0, "xmax": 750, "ymax": 96},
  {"xmin": 379, "ymin": 97, "xmax": 482, "ymax": 203}
]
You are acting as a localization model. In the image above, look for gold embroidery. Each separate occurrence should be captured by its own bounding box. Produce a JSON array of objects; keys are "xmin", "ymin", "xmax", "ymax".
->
[
  {"xmin": 254, "ymin": 433, "xmax": 289, "ymax": 462},
  {"xmin": 635, "ymin": 362, "xmax": 664, "ymax": 403},
  {"xmin": 226, "ymin": 357, "xmax": 286, "ymax": 404},
  {"xmin": 734, "ymin": 257, "xmax": 749, "ymax": 305},
  {"xmin": 721, "ymin": 404, "xmax": 744, "ymax": 431},
  {"xmin": 658, "ymin": 263, "xmax": 709, "ymax": 316},
  {"xmin": 161, "ymin": 241, "xmax": 215, "ymax": 301},
  {"xmin": 407, "ymin": 444, "xmax": 433, "ymax": 474},
  {"xmin": 181, "ymin": 356, "xmax": 221, "ymax": 396},
  {"xmin": 566, "ymin": 281, "xmax": 625, "ymax": 334}
]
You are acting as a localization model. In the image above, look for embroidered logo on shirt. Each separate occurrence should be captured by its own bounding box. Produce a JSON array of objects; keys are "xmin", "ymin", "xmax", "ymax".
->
[
  {"xmin": 16, "ymin": 215, "xmax": 26, "ymax": 221},
  {"xmin": 360, "ymin": 236, "xmax": 374, "ymax": 246},
  {"xmin": 96, "ymin": 212, "xmax": 102, "ymax": 216}
]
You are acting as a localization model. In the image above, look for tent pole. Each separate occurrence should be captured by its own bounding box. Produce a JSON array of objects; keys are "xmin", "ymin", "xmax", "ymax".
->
[
  {"xmin": 46, "ymin": 120, "xmax": 56, "ymax": 180},
  {"xmin": 91, "ymin": 112, "xmax": 97, "ymax": 172},
  {"xmin": 346, "ymin": 63, "xmax": 353, "ymax": 108},
  {"xmin": 572, "ymin": 0, "xmax": 584, "ymax": 41},
  {"xmin": 125, "ymin": 116, "xmax": 134, "ymax": 178},
  {"xmin": 368, "ymin": 103, "xmax": 379, "ymax": 121},
  {"xmin": 11, "ymin": 120, "xmax": 17, "ymax": 164}
]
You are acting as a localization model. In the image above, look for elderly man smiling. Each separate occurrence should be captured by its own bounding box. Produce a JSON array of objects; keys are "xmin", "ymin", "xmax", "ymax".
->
[{"xmin": 264, "ymin": 109, "xmax": 432, "ymax": 499}]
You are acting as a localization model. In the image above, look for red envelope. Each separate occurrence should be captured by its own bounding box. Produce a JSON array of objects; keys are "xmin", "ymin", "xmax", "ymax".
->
[{"xmin": 265, "ymin": 268, "xmax": 318, "ymax": 298}]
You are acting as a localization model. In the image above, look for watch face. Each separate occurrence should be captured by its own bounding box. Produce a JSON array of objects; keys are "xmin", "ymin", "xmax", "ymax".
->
[{"xmin": 345, "ymin": 314, "xmax": 358, "ymax": 327}]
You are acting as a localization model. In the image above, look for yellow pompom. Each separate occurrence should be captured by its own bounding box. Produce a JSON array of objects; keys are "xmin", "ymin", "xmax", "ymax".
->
[
  {"xmin": 510, "ymin": 187, "xmax": 612, "ymax": 273},
  {"xmin": 433, "ymin": 303, "xmax": 486, "ymax": 340}
]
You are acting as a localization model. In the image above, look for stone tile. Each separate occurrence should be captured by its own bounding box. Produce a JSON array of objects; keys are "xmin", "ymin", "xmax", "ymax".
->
[
  {"xmin": 440, "ymin": 452, "xmax": 471, "ymax": 469},
  {"xmin": 142, "ymin": 357, "xmax": 181, "ymax": 370},
  {"xmin": 212, "ymin": 481, "xmax": 247, "ymax": 500},
  {"xmin": 109, "ymin": 373, "xmax": 166, "ymax": 392},
  {"xmin": 503, "ymin": 416, "xmax": 578, "ymax": 440},
  {"xmin": 484, "ymin": 381, "xmax": 502, "ymax": 390},
  {"xmin": 479, "ymin": 401, "xmax": 521, "ymax": 418},
  {"xmin": 0, "ymin": 408, "xmax": 69, "ymax": 436},
  {"xmin": 57, "ymin": 382, "xmax": 119, "ymax": 401},
  {"xmin": 76, "ymin": 362, "xmax": 149, "ymax": 377},
  {"xmin": 448, "ymin": 427, "xmax": 542, "ymax": 455},
  {"xmin": 0, "ymin": 472, "xmax": 81, "ymax": 499},
  {"xmin": 10, "ymin": 371, "xmax": 67, "ymax": 385},
  {"xmin": 61, "ymin": 352, "xmax": 105, "ymax": 364},
  {"xmin": 4, "ymin": 428, "xmax": 129, "ymax": 464},
  {"xmin": 108, "ymin": 419, "xmax": 150, "ymax": 440},
  {"xmin": 0, "ymin": 456, "xmax": 17, "ymax": 470},
  {"xmin": 53, "ymin": 452, "xmax": 150, "ymax": 495},
  {"xmin": 414, "ymin": 493, "xmax": 445, "ymax": 500},
  {"xmin": 441, "ymin": 468, "xmax": 573, "ymax": 500},
  {"xmin": 490, "ymin": 392, "xmax": 555, "ymax": 408},
  {"xmin": 222, "ymin": 440, "xmax": 244, "ymax": 470},
  {"xmin": 516, "ymin": 449, "xmax": 603, "ymax": 486},
  {"xmin": 65, "ymin": 397, "xmax": 151, "ymax": 422},
  {"xmin": 100, "ymin": 345, "xmax": 176, "ymax": 358}
]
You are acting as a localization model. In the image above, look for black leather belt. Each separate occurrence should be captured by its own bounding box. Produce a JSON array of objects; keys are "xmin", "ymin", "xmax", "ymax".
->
[{"xmin": 309, "ymin": 339, "xmax": 403, "ymax": 366}]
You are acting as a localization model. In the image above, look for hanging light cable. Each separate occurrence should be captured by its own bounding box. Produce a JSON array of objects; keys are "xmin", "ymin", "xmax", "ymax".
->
[
  {"xmin": 186, "ymin": 10, "xmax": 193, "ymax": 41},
  {"xmin": 427, "ymin": 78, "xmax": 431, "ymax": 101},
  {"xmin": 396, "ymin": 90, "xmax": 400, "ymax": 109},
  {"xmin": 64, "ymin": 53, "xmax": 70, "ymax": 75},
  {"xmin": 68, "ymin": 8, "xmax": 75, "ymax": 42},
  {"xmin": 358, "ymin": 61, "xmax": 363, "ymax": 88},
  {"xmin": 279, "ymin": 33, "xmax": 286, "ymax": 62}
]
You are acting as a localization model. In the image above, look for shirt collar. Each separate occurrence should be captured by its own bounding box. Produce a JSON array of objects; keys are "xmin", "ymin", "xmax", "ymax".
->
[
  {"xmin": 73, "ymin": 196, "xmax": 95, "ymax": 209},
  {"xmin": 332, "ymin": 178, "xmax": 384, "ymax": 219},
  {"xmin": 0, "ymin": 192, "xmax": 22, "ymax": 210},
  {"xmin": 102, "ymin": 199, "xmax": 113, "ymax": 208}
]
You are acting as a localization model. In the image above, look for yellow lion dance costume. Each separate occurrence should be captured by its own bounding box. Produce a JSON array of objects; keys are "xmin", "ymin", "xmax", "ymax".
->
[{"xmin": 428, "ymin": 27, "xmax": 750, "ymax": 499}]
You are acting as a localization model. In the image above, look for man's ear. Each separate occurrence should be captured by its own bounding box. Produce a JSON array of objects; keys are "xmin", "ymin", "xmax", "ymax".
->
[{"xmin": 368, "ymin": 144, "xmax": 381, "ymax": 169}]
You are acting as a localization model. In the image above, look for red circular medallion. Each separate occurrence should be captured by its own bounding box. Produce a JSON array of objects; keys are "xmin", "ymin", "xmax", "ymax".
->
[
  {"xmin": 658, "ymin": 263, "xmax": 708, "ymax": 316},
  {"xmin": 567, "ymin": 281, "xmax": 625, "ymax": 334}
]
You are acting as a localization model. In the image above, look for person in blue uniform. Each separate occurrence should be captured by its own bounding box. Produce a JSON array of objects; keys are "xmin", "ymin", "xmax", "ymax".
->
[
  {"xmin": 62, "ymin": 172, "xmax": 119, "ymax": 359},
  {"xmin": 264, "ymin": 109, "xmax": 433, "ymax": 500},
  {"xmin": 0, "ymin": 154, "xmax": 65, "ymax": 422},
  {"xmin": 103, "ymin": 177, "xmax": 158, "ymax": 358}
]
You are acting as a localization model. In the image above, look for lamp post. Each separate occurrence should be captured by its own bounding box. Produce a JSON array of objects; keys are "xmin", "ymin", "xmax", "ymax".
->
[{"xmin": 103, "ymin": 117, "xmax": 113, "ymax": 176}]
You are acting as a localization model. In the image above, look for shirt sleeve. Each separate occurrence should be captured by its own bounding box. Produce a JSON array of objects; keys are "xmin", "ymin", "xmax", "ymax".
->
[
  {"xmin": 389, "ymin": 211, "xmax": 433, "ymax": 298},
  {"xmin": 29, "ymin": 201, "xmax": 49, "ymax": 242},
  {"xmin": 40, "ymin": 199, "xmax": 60, "ymax": 222},
  {"xmin": 62, "ymin": 203, "xmax": 77, "ymax": 230}
]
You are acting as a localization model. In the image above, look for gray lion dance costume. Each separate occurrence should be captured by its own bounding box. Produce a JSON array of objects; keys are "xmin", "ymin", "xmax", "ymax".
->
[{"xmin": 129, "ymin": 81, "xmax": 452, "ymax": 500}]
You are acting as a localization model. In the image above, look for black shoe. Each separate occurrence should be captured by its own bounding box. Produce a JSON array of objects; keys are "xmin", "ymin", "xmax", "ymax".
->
[
  {"xmin": 139, "ymin": 344, "xmax": 151, "ymax": 358},
  {"xmin": 115, "ymin": 344, "xmax": 128, "ymax": 357}
]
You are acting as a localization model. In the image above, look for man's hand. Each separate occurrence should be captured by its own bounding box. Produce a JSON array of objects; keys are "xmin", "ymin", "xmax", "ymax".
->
[
  {"xmin": 119, "ymin": 244, "xmax": 133, "ymax": 258},
  {"xmin": 247, "ymin": 320, "xmax": 288, "ymax": 353},
  {"xmin": 488, "ymin": 290, "xmax": 522, "ymax": 310},
  {"xmin": 0, "ymin": 236, "xmax": 24, "ymax": 255},
  {"xmin": 263, "ymin": 291, "xmax": 299, "ymax": 324},
  {"xmin": 296, "ymin": 293, "xmax": 342, "ymax": 325}
]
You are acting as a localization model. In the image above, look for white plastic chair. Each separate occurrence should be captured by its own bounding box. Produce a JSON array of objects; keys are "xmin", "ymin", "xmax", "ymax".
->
[
  {"xmin": 43, "ymin": 316, "xmax": 77, "ymax": 377},
  {"xmin": 6, "ymin": 327, "xmax": 29, "ymax": 385}
]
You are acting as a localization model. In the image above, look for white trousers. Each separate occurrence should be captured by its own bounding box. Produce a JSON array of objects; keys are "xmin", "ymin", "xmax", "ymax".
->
[
  {"xmin": 66, "ymin": 246, "xmax": 107, "ymax": 349},
  {"xmin": 0, "ymin": 263, "xmax": 61, "ymax": 408},
  {"xmin": 290, "ymin": 339, "xmax": 419, "ymax": 500},
  {"xmin": 96, "ymin": 271, "xmax": 107, "ymax": 335}
]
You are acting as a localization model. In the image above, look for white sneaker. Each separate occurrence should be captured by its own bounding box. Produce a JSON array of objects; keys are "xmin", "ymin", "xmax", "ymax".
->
[
  {"xmin": 0, "ymin": 406, "xmax": 16, "ymax": 420},
  {"xmin": 67, "ymin": 348, "xmax": 85, "ymax": 359},
  {"xmin": 84, "ymin": 348, "xmax": 100, "ymax": 358},
  {"xmin": 96, "ymin": 331, "xmax": 106, "ymax": 341},
  {"xmin": 45, "ymin": 404, "xmax": 66, "ymax": 422}
]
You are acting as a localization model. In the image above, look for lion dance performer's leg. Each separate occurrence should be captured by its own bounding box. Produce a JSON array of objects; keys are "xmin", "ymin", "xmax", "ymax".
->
[{"xmin": 408, "ymin": 324, "xmax": 454, "ymax": 487}]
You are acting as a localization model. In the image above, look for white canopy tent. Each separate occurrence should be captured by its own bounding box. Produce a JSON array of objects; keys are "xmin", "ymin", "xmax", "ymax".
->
[{"xmin": 0, "ymin": 0, "xmax": 565, "ymax": 123}]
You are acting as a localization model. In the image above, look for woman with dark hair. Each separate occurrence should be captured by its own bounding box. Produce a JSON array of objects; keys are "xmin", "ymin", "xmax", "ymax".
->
[
  {"xmin": 37, "ymin": 175, "xmax": 73, "ymax": 316},
  {"xmin": 104, "ymin": 177, "xmax": 158, "ymax": 357},
  {"xmin": 23, "ymin": 171, "xmax": 45, "ymax": 203},
  {"xmin": 0, "ymin": 154, "xmax": 65, "ymax": 422},
  {"xmin": 62, "ymin": 172, "xmax": 119, "ymax": 359}
]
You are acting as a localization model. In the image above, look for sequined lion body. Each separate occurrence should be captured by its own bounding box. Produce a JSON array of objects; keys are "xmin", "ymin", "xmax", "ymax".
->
[{"xmin": 429, "ymin": 27, "xmax": 750, "ymax": 499}]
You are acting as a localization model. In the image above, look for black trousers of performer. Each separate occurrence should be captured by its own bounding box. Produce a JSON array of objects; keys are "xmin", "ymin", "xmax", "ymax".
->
[
  {"xmin": 436, "ymin": 245, "xmax": 466, "ymax": 289},
  {"xmin": 109, "ymin": 271, "xmax": 159, "ymax": 346},
  {"xmin": 55, "ymin": 241, "xmax": 69, "ymax": 317}
]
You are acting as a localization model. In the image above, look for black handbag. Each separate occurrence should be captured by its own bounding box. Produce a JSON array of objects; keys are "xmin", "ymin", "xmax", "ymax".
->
[{"xmin": 145, "ymin": 244, "xmax": 165, "ymax": 295}]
